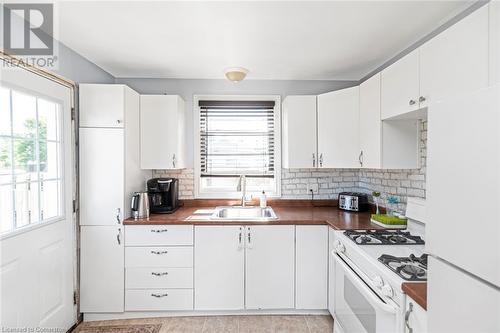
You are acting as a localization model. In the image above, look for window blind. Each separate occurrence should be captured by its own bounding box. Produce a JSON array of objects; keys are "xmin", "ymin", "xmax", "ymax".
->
[{"xmin": 199, "ymin": 100, "xmax": 276, "ymax": 178}]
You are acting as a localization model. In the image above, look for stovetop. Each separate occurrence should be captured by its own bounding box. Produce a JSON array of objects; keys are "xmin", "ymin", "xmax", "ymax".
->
[
  {"xmin": 378, "ymin": 254, "xmax": 428, "ymax": 282},
  {"xmin": 344, "ymin": 229, "xmax": 425, "ymax": 245}
]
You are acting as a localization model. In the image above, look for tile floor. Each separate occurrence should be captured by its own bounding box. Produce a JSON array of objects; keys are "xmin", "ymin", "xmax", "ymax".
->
[{"xmin": 74, "ymin": 315, "xmax": 334, "ymax": 333}]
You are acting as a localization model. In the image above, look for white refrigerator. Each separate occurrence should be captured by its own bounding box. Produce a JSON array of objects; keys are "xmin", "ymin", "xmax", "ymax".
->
[{"xmin": 426, "ymin": 84, "xmax": 500, "ymax": 332}]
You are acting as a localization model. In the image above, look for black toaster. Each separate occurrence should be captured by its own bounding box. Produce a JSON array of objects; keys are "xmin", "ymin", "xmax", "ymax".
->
[{"xmin": 338, "ymin": 192, "xmax": 369, "ymax": 212}]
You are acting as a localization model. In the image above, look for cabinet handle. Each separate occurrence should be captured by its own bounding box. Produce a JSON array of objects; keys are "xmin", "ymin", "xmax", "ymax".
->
[
  {"xmin": 151, "ymin": 272, "xmax": 169, "ymax": 276},
  {"xmin": 150, "ymin": 250, "xmax": 168, "ymax": 255},
  {"xmin": 359, "ymin": 151, "xmax": 363, "ymax": 167},
  {"xmin": 247, "ymin": 227, "xmax": 252, "ymax": 249},
  {"xmin": 116, "ymin": 208, "xmax": 121, "ymax": 224},
  {"xmin": 116, "ymin": 119, "xmax": 122, "ymax": 124},
  {"xmin": 405, "ymin": 302, "xmax": 413, "ymax": 333},
  {"xmin": 419, "ymin": 96, "xmax": 426, "ymax": 103},
  {"xmin": 151, "ymin": 293, "xmax": 168, "ymax": 298},
  {"xmin": 409, "ymin": 99, "xmax": 416, "ymax": 106},
  {"xmin": 312, "ymin": 153, "xmax": 316, "ymax": 167},
  {"xmin": 172, "ymin": 154, "xmax": 176, "ymax": 168},
  {"xmin": 116, "ymin": 228, "xmax": 121, "ymax": 245},
  {"xmin": 238, "ymin": 227, "xmax": 243, "ymax": 246},
  {"xmin": 151, "ymin": 229, "xmax": 168, "ymax": 233},
  {"xmin": 319, "ymin": 153, "xmax": 323, "ymax": 167}
]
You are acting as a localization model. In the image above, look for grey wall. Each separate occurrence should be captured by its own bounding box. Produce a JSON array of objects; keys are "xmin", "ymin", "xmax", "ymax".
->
[
  {"xmin": 52, "ymin": 42, "xmax": 114, "ymax": 84},
  {"xmin": 115, "ymin": 78, "xmax": 357, "ymax": 167}
]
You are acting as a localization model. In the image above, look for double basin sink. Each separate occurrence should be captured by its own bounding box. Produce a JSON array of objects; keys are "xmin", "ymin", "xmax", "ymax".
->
[{"xmin": 210, "ymin": 206, "xmax": 278, "ymax": 221}]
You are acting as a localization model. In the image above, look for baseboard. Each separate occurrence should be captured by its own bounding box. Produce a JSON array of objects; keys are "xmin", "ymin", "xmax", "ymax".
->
[{"xmin": 84, "ymin": 309, "xmax": 330, "ymax": 321}]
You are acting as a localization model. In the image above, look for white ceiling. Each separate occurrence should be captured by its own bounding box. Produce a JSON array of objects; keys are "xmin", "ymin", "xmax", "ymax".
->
[{"xmin": 58, "ymin": 1, "xmax": 472, "ymax": 80}]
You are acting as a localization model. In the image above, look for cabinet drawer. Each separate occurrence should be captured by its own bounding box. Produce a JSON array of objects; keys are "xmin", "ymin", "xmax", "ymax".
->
[
  {"xmin": 126, "ymin": 267, "xmax": 193, "ymax": 289},
  {"xmin": 125, "ymin": 225, "xmax": 193, "ymax": 246},
  {"xmin": 125, "ymin": 289, "xmax": 193, "ymax": 311},
  {"xmin": 125, "ymin": 247, "xmax": 193, "ymax": 267}
]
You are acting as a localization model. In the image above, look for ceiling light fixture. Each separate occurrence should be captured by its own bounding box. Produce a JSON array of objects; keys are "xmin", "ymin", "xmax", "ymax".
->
[{"xmin": 224, "ymin": 67, "xmax": 249, "ymax": 83}]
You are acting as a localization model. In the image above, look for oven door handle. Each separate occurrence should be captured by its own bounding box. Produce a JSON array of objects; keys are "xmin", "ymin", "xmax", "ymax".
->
[{"xmin": 335, "ymin": 253, "xmax": 397, "ymax": 314}]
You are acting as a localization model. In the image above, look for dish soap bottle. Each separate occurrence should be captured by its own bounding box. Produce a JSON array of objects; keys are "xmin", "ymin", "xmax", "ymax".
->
[{"xmin": 260, "ymin": 191, "xmax": 267, "ymax": 208}]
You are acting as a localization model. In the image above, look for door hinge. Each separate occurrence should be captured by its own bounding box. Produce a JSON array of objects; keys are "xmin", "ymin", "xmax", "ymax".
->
[
  {"xmin": 73, "ymin": 291, "xmax": 79, "ymax": 305},
  {"xmin": 73, "ymin": 199, "xmax": 77, "ymax": 213},
  {"xmin": 71, "ymin": 107, "xmax": 76, "ymax": 121}
]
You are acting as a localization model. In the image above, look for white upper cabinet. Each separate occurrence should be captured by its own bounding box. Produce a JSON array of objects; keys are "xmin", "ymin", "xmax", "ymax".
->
[
  {"xmin": 490, "ymin": 2, "xmax": 500, "ymax": 85},
  {"xmin": 381, "ymin": 50, "xmax": 420, "ymax": 120},
  {"xmin": 419, "ymin": 5, "xmax": 489, "ymax": 108},
  {"xmin": 79, "ymin": 84, "xmax": 129, "ymax": 128},
  {"xmin": 140, "ymin": 95, "xmax": 186, "ymax": 169},
  {"xmin": 317, "ymin": 87, "xmax": 359, "ymax": 168},
  {"xmin": 282, "ymin": 96, "xmax": 317, "ymax": 168},
  {"xmin": 359, "ymin": 73, "xmax": 382, "ymax": 169}
]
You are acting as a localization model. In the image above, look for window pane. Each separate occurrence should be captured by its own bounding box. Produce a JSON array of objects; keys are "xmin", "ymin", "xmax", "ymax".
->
[
  {"xmin": 40, "ymin": 141, "xmax": 58, "ymax": 179},
  {"xmin": 0, "ymin": 184, "xmax": 14, "ymax": 233},
  {"xmin": 41, "ymin": 179, "xmax": 59, "ymax": 220},
  {"xmin": 0, "ymin": 137, "xmax": 13, "ymax": 185},
  {"xmin": 38, "ymin": 98, "xmax": 59, "ymax": 141},
  {"xmin": 14, "ymin": 182, "xmax": 30, "ymax": 227},
  {"xmin": 11, "ymin": 90, "xmax": 37, "ymax": 138},
  {"xmin": 13, "ymin": 138, "xmax": 39, "ymax": 182},
  {"xmin": 0, "ymin": 86, "xmax": 11, "ymax": 136}
]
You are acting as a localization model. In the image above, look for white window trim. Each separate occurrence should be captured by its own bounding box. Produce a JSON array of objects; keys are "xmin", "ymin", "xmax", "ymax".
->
[{"xmin": 193, "ymin": 94, "xmax": 281, "ymax": 199}]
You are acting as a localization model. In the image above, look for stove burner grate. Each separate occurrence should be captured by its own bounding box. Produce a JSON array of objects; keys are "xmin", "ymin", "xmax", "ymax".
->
[
  {"xmin": 378, "ymin": 254, "xmax": 428, "ymax": 281},
  {"xmin": 344, "ymin": 230, "xmax": 425, "ymax": 246}
]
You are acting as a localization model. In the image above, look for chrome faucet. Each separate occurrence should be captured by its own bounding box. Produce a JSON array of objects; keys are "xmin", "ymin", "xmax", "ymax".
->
[{"xmin": 237, "ymin": 175, "xmax": 247, "ymax": 207}]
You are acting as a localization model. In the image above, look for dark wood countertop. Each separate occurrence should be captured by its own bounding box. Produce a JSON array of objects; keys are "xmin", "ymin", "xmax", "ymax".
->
[
  {"xmin": 402, "ymin": 283, "xmax": 427, "ymax": 310},
  {"xmin": 124, "ymin": 200, "xmax": 384, "ymax": 230}
]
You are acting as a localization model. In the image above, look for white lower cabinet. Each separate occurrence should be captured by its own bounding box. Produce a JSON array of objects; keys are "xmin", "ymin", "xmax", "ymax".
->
[
  {"xmin": 295, "ymin": 226, "xmax": 328, "ymax": 309},
  {"xmin": 80, "ymin": 226, "xmax": 124, "ymax": 313},
  {"xmin": 405, "ymin": 299, "xmax": 427, "ymax": 333},
  {"xmin": 124, "ymin": 225, "xmax": 194, "ymax": 311},
  {"xmin": 245, "ymin": 226, "xmax": 295, "ymax": 309},
  {"xmin": 194, "ymin": 226, "xmax": 245, "ymax": 310}
]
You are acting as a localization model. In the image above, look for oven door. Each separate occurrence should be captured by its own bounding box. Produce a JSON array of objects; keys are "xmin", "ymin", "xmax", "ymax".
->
[{"xmin": 334, "ymin": 253, "xmax": 400, "ymax": 333}]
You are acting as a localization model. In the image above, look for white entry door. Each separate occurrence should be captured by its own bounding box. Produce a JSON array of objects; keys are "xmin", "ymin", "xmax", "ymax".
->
[{"xmin": 0, "ymin": 67, "xmax": 76, "ymax": 330}]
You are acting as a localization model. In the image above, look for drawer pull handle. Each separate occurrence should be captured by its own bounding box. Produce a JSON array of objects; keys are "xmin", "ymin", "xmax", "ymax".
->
[
  {"xmin": 151, "ymin": 293, "xmax": 168, "ymax": 298},
  {"xmin": 150, "ymin": 250, "xmax": 168, "ymax": 255},
  {"xmin": 151, "ymin": 229, "xmax": 168, "ymax": 233},
  {"xmin": 151, "ymin": 272, "xmax": 169, "ymax": 276}
]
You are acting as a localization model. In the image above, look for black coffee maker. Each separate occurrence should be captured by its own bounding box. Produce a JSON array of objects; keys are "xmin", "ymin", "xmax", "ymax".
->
[{"xmin": 147, "ymin": 178, "xmax": 180, "ymax": 214}]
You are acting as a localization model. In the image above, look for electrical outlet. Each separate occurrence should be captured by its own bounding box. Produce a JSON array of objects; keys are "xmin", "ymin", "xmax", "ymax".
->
[{"xmin": 307, "ymin": 183, "xmax": 319, "ymax": 194}]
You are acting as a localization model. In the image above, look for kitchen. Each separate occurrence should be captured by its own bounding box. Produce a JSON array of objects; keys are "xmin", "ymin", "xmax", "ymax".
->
[{"xmin": 0, "ymin": 1, "xmax": 499, "ymax": 333}]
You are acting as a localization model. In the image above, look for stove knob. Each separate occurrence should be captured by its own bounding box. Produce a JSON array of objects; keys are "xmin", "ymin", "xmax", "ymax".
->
[
  {"xmin": 334, "ymin": 240, "xmax": 346, "ymax": 253},
  {"xmin": 381, "ymin": 284, "xmax": 394, "ymax": 298},
  {"xmin": 372, "ymin": 275, "xmax": 384, "ymax": 288}
]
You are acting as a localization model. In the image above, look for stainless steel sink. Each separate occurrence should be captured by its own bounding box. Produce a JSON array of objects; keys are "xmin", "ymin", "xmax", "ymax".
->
[{"xmin": 210, "ymin": 206, "xmax": 278, "ymax": 221}]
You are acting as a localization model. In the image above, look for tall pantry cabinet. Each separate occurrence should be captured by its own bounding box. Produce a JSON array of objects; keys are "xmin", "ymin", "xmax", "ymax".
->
[{"xmin": 79, "ymin": 84, "xmax": 148, "ymax": 313}]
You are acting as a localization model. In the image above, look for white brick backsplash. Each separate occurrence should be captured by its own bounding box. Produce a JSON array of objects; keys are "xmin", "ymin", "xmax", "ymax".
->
[{"xmin": 152, "ymin": 121, "xmax": 427, "ymax": 210}]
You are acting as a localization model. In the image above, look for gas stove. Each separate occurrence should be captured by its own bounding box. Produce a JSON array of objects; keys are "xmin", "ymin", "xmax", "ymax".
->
[
  {"xmin": 344, "ymin": 229, "xmax": 425, "ymax": 245},
  {"xmin": 378, "ymin": 253, "xmax": 428, "ymax": 282}
]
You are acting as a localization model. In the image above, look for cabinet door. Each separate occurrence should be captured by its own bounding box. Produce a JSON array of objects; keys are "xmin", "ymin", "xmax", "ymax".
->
[
  {"xmin": 381, "ymin": 50, "xmax": 420, "ymax": 120},
  {"xmin": 427, "ymin": 85, "xmax": 500, "ymax": 287},
  {"xmin": 194, "ymin": 226, "xmax": 244, "ymax": 310},
  {"xmin": 80, "ymin": 226, "xmax": 124, "ymax": 312},
  {"xmin": 405, "ymin": 299, "xmax": 427, "ymax": 333},
  {"xmin": 79, "ymin": 84, "xmax": 124, "ymax": 128},
  {"xmin": 245, "ymin": 225, "xmax": 295, "ymax": 309},
  {"xmin": 420, "ymin": 5, "xmax": 489, "ymax": 108},
  {"xmin": 317, "ymin": 87, "xmax": 359, "ymax": 168},
  {"xmin": 359, "ymin": 74, "xmax": 382, "ymax": 168},
  {"xmin": 328, "ymin": 228, "xmax": 335, "ymax": 316},
  {"xmin": 79, "ymin": 128, "xmax": 124, "ymax": 225},
  {"xmin": 282, "ymin": 96, "xmax": 317, "ymax": 168},
  {"xmin": 295, "ymin": 226, "xmax": 328, "ymax": 309},
  {"xmin": 140, "ymin": 95, "xmax": 184, "ymax": 169}
]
